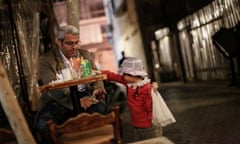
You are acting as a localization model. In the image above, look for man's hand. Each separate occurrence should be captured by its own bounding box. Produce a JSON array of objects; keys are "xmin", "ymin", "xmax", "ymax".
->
[
  {"xmin": 80, "ymin": 97, "xmax": 95, "ymax": 110},
  {"xmin": 92, "ymin": 88, "xmax": 106, "ymax": 99}
]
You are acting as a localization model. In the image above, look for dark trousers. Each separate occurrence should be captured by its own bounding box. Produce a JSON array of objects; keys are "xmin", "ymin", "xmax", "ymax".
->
[{"xmin": 34, "ymin": 102, "xmax": 72, "ymax": 144}]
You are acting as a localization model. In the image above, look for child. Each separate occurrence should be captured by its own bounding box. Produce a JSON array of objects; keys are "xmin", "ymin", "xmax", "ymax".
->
[{"xmin": 101, "ymin": 57, "xmax": 162, "ymax": 141}]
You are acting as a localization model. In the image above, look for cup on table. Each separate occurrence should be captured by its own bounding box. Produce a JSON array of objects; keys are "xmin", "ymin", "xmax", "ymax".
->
[{"xmin": 71, "ymin": 57, "xmax": 82, "ymax": 79}]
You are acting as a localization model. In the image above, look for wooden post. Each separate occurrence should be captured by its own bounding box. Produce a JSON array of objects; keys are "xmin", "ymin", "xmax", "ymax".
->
[
  {"xmin": 41, "ymin": 0, "xmax": 60, "ymax": 50},
  {"xmin": 66, "ymin": 0, "xmax": 80, "ymax": 29},
  {"xmin": 0, "ymin": 61, "xmax": 36, "ymax": 144}
]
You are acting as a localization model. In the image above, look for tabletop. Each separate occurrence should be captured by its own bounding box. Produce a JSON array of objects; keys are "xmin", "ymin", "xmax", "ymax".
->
[{"xmin": 39, "ymin": 74, "xmax": 107, "ymax": 92}]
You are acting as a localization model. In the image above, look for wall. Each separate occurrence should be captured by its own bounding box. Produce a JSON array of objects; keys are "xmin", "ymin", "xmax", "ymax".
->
[{"xmin": 106, "ymin": 0, "xmax": 147, "ymax": 70}]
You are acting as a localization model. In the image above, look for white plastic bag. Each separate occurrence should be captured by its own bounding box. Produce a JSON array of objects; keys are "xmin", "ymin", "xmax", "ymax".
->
[{"xmin": 151, "ymin": 88, "xmax": 176, "ymax": 127}]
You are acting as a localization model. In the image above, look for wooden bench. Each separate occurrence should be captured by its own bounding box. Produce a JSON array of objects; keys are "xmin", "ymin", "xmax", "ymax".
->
[{"xmin": 47, "ymin": 106, "xmax": 122, "ymax": 144}]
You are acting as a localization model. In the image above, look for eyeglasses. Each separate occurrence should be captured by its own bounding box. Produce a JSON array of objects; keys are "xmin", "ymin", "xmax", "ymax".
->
[{"xmin": 63, "ymin": 41, "xmax": 80, "ymax": 46}]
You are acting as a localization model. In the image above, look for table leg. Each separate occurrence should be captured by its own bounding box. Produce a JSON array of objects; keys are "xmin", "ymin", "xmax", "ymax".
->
[{"xmin": 69, "ymin": 86, "xmax": 81, "ymax": 115}]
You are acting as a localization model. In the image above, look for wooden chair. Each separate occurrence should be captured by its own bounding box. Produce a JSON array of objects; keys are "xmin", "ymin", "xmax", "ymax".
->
[{"xmin": 47, "ymin": 106, "xmax": 122, "ymax": 144}]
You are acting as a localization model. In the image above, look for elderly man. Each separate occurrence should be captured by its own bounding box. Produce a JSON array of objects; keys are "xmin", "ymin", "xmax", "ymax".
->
[{"xmin": 34, "ymin": 25, "xmax": 107, "ymax": 144}]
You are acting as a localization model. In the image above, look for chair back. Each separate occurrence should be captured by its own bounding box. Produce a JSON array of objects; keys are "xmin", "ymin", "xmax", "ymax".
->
[{"xmin": 47, "ymin": 106, "xmax": 122, "ymax": 144}]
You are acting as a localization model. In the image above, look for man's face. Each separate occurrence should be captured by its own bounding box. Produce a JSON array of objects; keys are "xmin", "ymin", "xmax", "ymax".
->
[{"xmin": 60, "ymin": 33, "xmax": 80, "ymax": 59}]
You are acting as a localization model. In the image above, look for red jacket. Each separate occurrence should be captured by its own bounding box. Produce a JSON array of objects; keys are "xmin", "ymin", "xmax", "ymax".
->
[{"xmin": 102, "ymin": 70, "xmax": 152, "ymax": 128}]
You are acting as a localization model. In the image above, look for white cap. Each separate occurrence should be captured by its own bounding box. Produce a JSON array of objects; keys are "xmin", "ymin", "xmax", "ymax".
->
[{"xmin": 118, "ymin": 57, "xmax": 147, "ymax": 76}]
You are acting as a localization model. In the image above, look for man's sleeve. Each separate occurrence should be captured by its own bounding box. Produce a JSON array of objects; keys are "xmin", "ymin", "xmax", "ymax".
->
[{"xmin": 39, "ymin": 55, "xmax": 56, "ymax": 85}]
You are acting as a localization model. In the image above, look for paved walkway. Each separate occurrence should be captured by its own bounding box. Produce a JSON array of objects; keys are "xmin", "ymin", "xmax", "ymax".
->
[
  {"xmin": 128, "ymin": 137, "xmax": 174, "ymax": 144},
  {"xmin": 159, "ymin": 81, "xmax": 240, "ymax": 144},
  {"xmin": 121, "ymin": 80, "xmax": 240, "ymax": 144}
]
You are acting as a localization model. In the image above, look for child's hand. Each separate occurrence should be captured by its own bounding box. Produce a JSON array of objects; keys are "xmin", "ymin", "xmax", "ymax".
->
[
  {"xmin": 152, "ymin": 82, "xmax": 159, "ymax": 91},
  {"xmin": 92, "ymin": 70, "xmax": 102, "ymax": 75}
]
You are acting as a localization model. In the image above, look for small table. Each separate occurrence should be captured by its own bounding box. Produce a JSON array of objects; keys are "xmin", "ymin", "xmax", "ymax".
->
[{"xmin": 39, "ymin": 74, "xmax": 107, "ymax": 115}]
